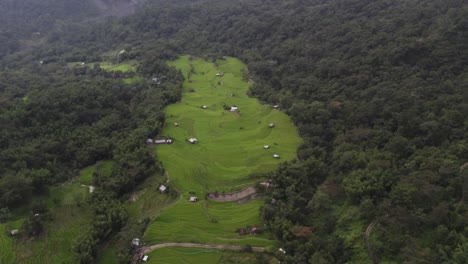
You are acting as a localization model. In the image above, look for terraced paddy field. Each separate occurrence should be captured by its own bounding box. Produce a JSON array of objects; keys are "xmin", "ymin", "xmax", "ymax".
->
[
  {"xmin": 0, "ymin": 162, "xmax": 106, "ymax": 264},
  {"xmin": 146, "ymin": 247, "xmax": 268, "ymax": 264},
  {"xmin": 143, "ymin": 56, "xmax": 302, "ymax": 253}
]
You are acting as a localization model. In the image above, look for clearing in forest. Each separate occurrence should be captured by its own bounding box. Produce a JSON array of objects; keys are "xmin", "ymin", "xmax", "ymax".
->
[
  {"xmin": 0, "ymin": 162, "xmax": 102, "ymax": 264},
  {"xmin": 143, "ymin": 56, "xmax": 302, "ymax": 252}
]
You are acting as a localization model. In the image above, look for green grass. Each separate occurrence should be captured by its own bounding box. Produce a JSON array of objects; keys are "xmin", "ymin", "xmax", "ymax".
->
[
  {"xmin": 146, "ymin": 247, "xmax": 268, "ymax": 264},
  {"xmin": 146, "ymin": 247, "xmax": 223, "ymax": 264},
  {"xmin": 67, "ymin": 61, "xmax": 138, "ymax": 72},
  {"xmin": 143, "ymin": 56, "xmax": 301, "ymax": 252},
  {"xmin": 99, "ymin": 61, "xmax": 137, "ymax": 72},
  {"xmin": 12, "ymin": 205, "xmax": 90, "ymax": 263},
  {"xmin": 97, "ymin": 174, "xmax": 178, "ymax": 264},
  {"xmin": 0, "ymin": 162, "xmax": 113, "ymax": 263},
  {"xmin": 126, "ymin": 175, "xmax": 178, "ymax": 220},
  {"xmin": 79, "ymin": 160, "xmax": 114, "ymax": 185},
  {"xmin": 0, "ymin": 223, "xmax": 17, "ymax": 264},
  {"xmin": 79, "ymin": 166, "xmax": 94, "ymax": 185},
  {"xmin": 145, "ymin": 200, "xmax": 274, "ymax": 246},
  {"xmin": 68, "ymin": 60, "xmax": 143, "ymax": 84}
]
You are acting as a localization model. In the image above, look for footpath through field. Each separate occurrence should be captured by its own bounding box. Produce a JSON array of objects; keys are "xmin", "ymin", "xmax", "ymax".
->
[
  {"xmin": 133, "ymin": 243, "xmax": 264, "ymax": 264},
  {"xmin": 143, "ymin": 242, "xmax": 264, "ymax": 253}
]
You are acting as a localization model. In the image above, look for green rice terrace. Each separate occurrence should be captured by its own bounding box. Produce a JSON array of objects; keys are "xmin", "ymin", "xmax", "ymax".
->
[
  {"xmin": 142, "ymin": 56, "xmax": 302, "ymax": 258},
  {"xmin": 145, "ymin": 247, "xmax": 267, "ymax": 264},
  {"xmin": 0, "ymin": 161, "xmax": 105, "ymax": 264},
  {"xmin": 0, "ymin": 56, "xmax": 301, "ymax": 264}
]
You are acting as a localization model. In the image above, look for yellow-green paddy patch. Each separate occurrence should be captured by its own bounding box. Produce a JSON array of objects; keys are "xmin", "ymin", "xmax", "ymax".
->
[
  {"xmin": 146, "ymin": 247, "xmax": 269, "ymax": 264},
  {"xmin": 99, "ymin": 61, "xmax": 137, "ymax": 72},
  {"xmin": 143, "ymin": 56, "xmax": 301, "ymax": 253}
]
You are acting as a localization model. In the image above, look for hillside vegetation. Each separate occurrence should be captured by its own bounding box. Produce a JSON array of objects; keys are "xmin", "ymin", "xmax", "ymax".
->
[
  {"xmin": 1, "ymin": 0, "xmax": 468, "ymax": 263},
  {"xmin": 144, "ymin": 56, "xmax": 300, "ymax": 248}
]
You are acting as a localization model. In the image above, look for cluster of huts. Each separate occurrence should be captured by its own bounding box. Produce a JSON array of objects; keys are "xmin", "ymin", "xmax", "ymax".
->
[
  {"xmin": 147, "ymin": 120, "xmax": 280, "ymax": 159},
  {"xmin": 146, "ymin": 138, "xmax": 173, "ymax": 145},
  {"xmin": 160, "ymin": 184, "xmax": 198, "ymax": 203}
]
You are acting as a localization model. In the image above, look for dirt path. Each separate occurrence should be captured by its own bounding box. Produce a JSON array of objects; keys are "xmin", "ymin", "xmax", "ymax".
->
[
  {"xmin": 208, "ymin": 186, "xmax": 256, "ymax": 202},
  {"xmin": 208, "ymin": 182, "xmax": 270, "ymax": 202},
  {"xmin": 365, "ymin": 221, "xmax": 377, "ymax": 264},
  {"xmin": 133, "ymin": 243, "xmax": 264, "ymax": 263},
  {"xmin": 142, "ymin": 242, "xmax": 265, "ymax": 253}
]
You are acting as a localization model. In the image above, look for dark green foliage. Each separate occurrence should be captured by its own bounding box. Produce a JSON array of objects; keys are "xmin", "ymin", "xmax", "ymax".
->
[
  {"xmin": 0, "ymin": 56, "xmax": 182, "ymax": 209},
  {"xmin": 0, "ymin": 0, "xmax": 99, "ymax": 59},
  {"xmin": 75, "ymin": 191, "xmax": 129, "ymax": 263},
  {"xmin": 21, "ymin": 202, "xmax": 51, "ymax": 237},
  {"xmin": 0, "ymin": 207, "xmax": 10, "ymax": 223},
  {"xmin": 113, "ymin": 218, "xmax": 150, "ymax": 263},
  {"xmin": 1, "ymin": 0, "xmax": 468, "ymax": 262}
]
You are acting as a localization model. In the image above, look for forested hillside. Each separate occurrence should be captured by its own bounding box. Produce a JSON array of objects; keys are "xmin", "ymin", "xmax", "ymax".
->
[
  {"xmin": 0, "ymin": 0, "xmax": 144, "ymax": 59},
  {"xmin": 1, "ymin": 0, "xmax": 468, "ymax": 263}
]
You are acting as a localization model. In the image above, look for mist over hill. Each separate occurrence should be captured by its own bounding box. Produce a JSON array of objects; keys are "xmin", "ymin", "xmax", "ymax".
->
[
  {"xmin": 1, "ymin": 0, "xmax": 468, "ymax": 263},
  {"xmin": 0, "ymin": 0, "xmax": 144, "ymax": 59}
]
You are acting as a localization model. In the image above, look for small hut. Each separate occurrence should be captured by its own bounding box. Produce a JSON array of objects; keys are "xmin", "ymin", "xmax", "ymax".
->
[
  {"xmin": 263, "ymin": 145, "xmax": 270, "ymax": 149},
  {"xmin": 10, "ymin": 229, "xmax": 18, "ymax": 236},
  {"xmin": 159, "ymin": 185, "xmax": 167, "ymax": 193},
  {"xmin": 202, "ymin": 105, "xmax": 207, "ymax": 109},
  {"xmin": 273, "ymin": 154, "xmax": 280, "ymax": 159},
  {"xmin": 230, "ymin": 106, "xmax": 238, "ymax": 112},
  {"xmin": 155, "ymin": 139, "xmax": 167, "ymax": 144},
  {"xmin": 268, "ymin": 123, "xmax": 275, "ymax": 128},
  {"xmin": 174, "ymin": 122, "xmax": 179, "ymax": 127},
  {"xmin": 188, "ymin": 138, "xmax": 198, "ymax": 144},
  {"xmin": 146, "ymin": 138, "xmax": 154, "ymax": 144},
  {"xmin": 189, "ymin": 197, "xmax": 198, "ymax": 202},
  {"xmin": 155, "ymin": 138, "xmax": 173, "ymax": 144}
]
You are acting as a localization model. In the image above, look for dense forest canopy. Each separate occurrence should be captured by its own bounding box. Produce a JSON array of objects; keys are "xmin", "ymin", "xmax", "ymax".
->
[
  {"xmin": 0, "ymin": 0, "xmax": 145, "ymax": 59},
  {"xmin": 1, "ymin": 0, "xmax": 468, "ymax": 263}
]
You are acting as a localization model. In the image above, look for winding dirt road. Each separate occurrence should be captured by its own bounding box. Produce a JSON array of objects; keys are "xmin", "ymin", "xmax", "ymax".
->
[
  {"xmin": 141, "ymin": 242, "xmax": 265, "ymax": 253},
  {"xmin": 133, "ymin": 243, "xmax": 265, "ymax": 263},
  {"xmin": 365, "ymin": 222, "xmax": 377, "ymax": 264},
  {"xmin": 208, "ymin": 186, "xmax": 257, "ymax": 202}
]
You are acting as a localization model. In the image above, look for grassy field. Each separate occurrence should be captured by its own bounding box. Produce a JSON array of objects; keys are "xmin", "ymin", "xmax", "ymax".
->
[
  {"xmin": 0, "ymin": 221, "xmax": 18, "ymax": 264},
  {"xmin": 0, "ymin": 161, "xmax": 116, "ymax": 264},
  {"xmin": 99, "ymin": 61, "xmax": 137, "ymax": 72},
  {"xmin": 67, "ymin": 61, "xmax": 137, "ymax": 72},
  {"xmin": 68, "ymin": 60, "xmax": 143, "ymax": 84},
  {"xmin": 96, "ymin": 172, "xmax": 178, "ymax": 264},
  {"xmin": 145, "ymin": 247, "xmax": 272, "ymax": 264},
  {"xmin": 125, "ymin": 175, "xmax": 178, "ymax": 220},
  {"xmin": 143, "ymin": 56, "xmax": 301, "ymax": 253}
]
